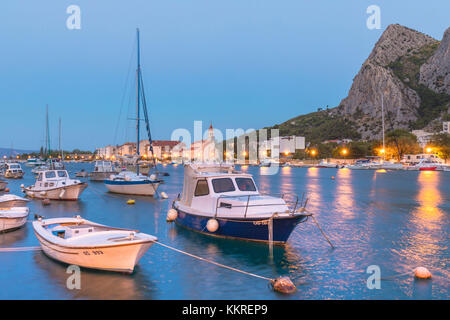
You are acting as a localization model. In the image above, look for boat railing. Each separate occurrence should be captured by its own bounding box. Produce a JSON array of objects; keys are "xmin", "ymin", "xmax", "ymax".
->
[{"xmin": 213, "ymin": 192, "xmax": 308, "ymax": 218}]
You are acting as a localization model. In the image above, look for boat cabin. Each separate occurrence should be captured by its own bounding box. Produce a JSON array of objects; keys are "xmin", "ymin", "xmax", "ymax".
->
[
  {"xmin": 178, "ymin": 164, "xmax": 289, "ymax": 217},
  {"xmin": 94, "ymin": 160, "xmax": 115, "ymax": 172},
  {"xmin": 35, "ymin": 170, "xmax": 79, "ymax": 189},
  {"xmin": 5, "ymin": 162, "xmax": 23, "ymax": 174}
]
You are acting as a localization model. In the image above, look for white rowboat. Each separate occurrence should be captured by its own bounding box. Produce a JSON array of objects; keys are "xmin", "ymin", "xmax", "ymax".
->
[{"xmin": 33, "ymin": 217, "xmax": 157, "ymax": 273}]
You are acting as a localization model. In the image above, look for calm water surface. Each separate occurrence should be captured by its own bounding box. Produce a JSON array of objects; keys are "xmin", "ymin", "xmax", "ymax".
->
[{"xmin": 0, "ymin": 163, "xmax": 448, "ymax": 299}]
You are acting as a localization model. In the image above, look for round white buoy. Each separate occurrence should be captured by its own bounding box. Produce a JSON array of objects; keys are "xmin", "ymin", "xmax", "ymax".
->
[
  {"xmin": 206, "ymin": 219, "xmax": 219, "ymax": 232},
  {"xmin": 20, "ymin": 184, "xmax": 24, "ymax": 188},
  {"xmin": 414, "ymin": 267, "xmax": 432, "ymax": 279},
  {"xmin": 160, "ymin": 192, "xmax": 168, "ymax": 199},
  {"xmin": 166, "ymin": 209, "xmax": 178, "ymax": 222}
]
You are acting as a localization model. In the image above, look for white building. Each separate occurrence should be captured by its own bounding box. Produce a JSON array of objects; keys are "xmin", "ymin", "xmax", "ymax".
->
[
  {"xmin": 443, "ymin": 121, "xmax": 450, "ymax": 134},
  {"xmin": 96, "ymin": 145, "xmax": 117, "ymax": 159},
  {"xmin": 411, "ymin": 130, "xmax": 434, "ymax": 147},
  {"xmin": 185, "ymin": 124, "xmax": 220, "ymax": 162},
  {"xmin": 259, "ymin": 135, "xmax": 305, "ymax": 158}
]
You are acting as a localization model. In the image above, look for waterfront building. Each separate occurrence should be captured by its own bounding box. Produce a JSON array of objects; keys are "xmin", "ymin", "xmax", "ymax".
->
[
  {"xmin": 186, "ymin": 124, "xmax": 220, "ymax": 162},
  {"xmin": 411, "ymin": 130, "xmax": 434, "ymax": 147}
]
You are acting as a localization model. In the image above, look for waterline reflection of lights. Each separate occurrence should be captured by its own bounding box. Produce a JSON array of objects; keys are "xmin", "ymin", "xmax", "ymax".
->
[{"xmin": 335, "ymin": 168, "xmax": 355, "ymax": 218}]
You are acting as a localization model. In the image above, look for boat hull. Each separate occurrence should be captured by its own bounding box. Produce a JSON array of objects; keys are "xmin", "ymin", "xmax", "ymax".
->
[
  {"xmin": 34, "ymin": 231, "xmax": 154, "ymax": 273},
  {"xmin": 419, "ymin": 167, "xmax": 437, "ymax": 171},
  {"xmin": 174, "ymin": 206, "xmax": 308, "ymax": 244},
  {"xmin": 24, "ymin": 183, "xmax": 87, "ymax": 201},
  {"xmin": 90, "ymin": 172, "xmax": 115, "ymax": 181},
  {"xmin": 4, "ymin": 172, "xmax": 24, "ymax": 179},
  {"xmin": 104, "ymin": 180, "xmax": 160, "ymax": 196},
  {"xmin": 0, "ymin": 199, "xmax": 28, "ymax": 208},
  {"xmin": 0, "ymin": 211, "xmax": 29, "ymax": 233}
]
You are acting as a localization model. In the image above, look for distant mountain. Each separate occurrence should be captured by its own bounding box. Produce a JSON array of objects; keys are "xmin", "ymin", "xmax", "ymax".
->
[
  {"xmin": 265, "ymin": 24, "xmax": 450, "ymax": 142},
  {"xmin": 0, "ymin": 147, "xmax": 36, "ymax": 158}
]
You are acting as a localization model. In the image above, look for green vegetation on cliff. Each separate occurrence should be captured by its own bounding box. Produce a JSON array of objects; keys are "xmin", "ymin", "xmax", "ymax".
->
[{"xmin": 388, "ymin": 42, "xmax": 450, "ymax": 129}]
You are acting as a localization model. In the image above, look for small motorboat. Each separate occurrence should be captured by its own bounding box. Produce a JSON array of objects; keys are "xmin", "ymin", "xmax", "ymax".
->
[
  {"xmin": 345, "ymin": 159, "xmax": 373, "ymax": 170},
  {"xmin": 75, "ymin": 169, "xmax": 89, "ymax": 178},
  {"xmin": 33, "ymin": 216, "xmax": 157, "ymax": 273},
  {"xmin": 0, "ymin": 207, "xmax": 29, "ymax": 232},
  {"xmin": 0, "ymin": 179, "xmax": 7, "ymax": 191},
  {"xmin": 104, "ymin": 171, "xmax": 161, "ymax": 196},
  {"xmin": 0, "ymin": 194, "xmax": 29, "ymax": 208},
  {"xmin": 4, "ymin": 162, "xmax": 25, "ymax": 179},
  {"xmin": 408, "ymin": 158, "xmax": 441, "ymax": 171},
  {"xmin": 24, "ymin": 169, "xmax": 87, "ymax": 200},
  {"xmin": 315, "ymin": 160, "xmax": 338, "ymax": 168},
  {"xmin": 25, "ymin": 158, "xmax": 46, "ymax": 167},
  {"xmin": 89, "ymin": 160, "xmax": 119, "ymax": 181},
  {"xmin": 172, "ymin": 164, "xmax": 310, "ymax": 244}
]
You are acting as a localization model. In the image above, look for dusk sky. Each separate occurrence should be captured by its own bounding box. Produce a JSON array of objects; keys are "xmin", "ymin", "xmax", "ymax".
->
[{"xmin": 1, "ymin": 1, "xmax": 449, "ymax": 151}]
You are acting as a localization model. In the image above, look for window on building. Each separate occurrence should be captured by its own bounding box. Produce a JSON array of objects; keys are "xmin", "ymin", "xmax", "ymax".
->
[
  {"xmin": 194, "ymin": 180, "xmax": 209, "ymax": 197},
  {"xmin": 212, "ymin": 178, "xmax": 235, "ymax": 193}
]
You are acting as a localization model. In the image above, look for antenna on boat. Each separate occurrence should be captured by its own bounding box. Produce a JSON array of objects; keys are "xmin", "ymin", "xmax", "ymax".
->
[
  {"xmin": 381, "ymin": 94, "xmax": 385, "ymax": 163},
  {"xmin": 136, "ymin": 28, "xmax": 141, "ymax": 175}
]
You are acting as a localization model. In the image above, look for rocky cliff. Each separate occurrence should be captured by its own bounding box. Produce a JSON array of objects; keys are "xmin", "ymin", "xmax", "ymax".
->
[
  {"xmin": 419, "ymin": 27, "xmax": 450, "ymax": 95},
  {"xmin": 266, "ymin": 24, "xmax": 450, "ymax": 142}
]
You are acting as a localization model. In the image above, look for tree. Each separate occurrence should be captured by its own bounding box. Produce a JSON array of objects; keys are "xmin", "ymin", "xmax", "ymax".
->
[
  {"xmin": 386, "ymin": 129, "xmax": 421, "ymax": 161},
  {"xmin": 428, "ymin": 133, "xmax": 450, "ymax": 160}
]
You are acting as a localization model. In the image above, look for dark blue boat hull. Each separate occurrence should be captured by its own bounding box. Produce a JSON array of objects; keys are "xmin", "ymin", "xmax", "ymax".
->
[{"xmin": 174, "ymin": 206, "xmax": 308, "ymax": 243}]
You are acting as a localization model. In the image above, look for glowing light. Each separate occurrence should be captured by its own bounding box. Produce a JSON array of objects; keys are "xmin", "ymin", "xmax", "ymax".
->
[
  {"xmin": 341, "ymin": 148, "xmax": 348, "ymax": 156},
  {"xmin": 284, "ymin": 151, "xmax": 289, "ymax": 156},
  {"xmin": 426, "ymin": 147, "xmax": 432, "ymax": 153},
  {"xmin": 311, "ymin": 150, "xmax": 317, "ymax": 156},
  {"xmin": 379, "ymin": 148, "xmax": 385, "ymax": 154}
]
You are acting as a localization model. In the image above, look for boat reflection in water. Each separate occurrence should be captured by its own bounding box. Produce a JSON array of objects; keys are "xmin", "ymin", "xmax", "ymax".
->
[{"xmin": 32, "ymin": 250, "xmax": 158, "ymax": 299}]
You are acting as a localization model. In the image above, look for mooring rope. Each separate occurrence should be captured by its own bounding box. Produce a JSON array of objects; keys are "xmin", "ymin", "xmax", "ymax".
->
[
  {"xmin": 154, "ymin": 241, "xmax": 272, "ymax": 281},
  {"xmin": 0, "ymin": 246, "xmax": 41, "ymax": 252}
]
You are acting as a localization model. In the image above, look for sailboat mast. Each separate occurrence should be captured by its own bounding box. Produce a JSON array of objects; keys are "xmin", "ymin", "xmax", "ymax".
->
[
  {"xmin": 59, "ymin": 117, "xmax": 63, "ymax": 160},
  {"xmin": 136, "ymin": 28, "xmax": 141, "ymax": 175},
  {"xmin": 381, "ymin": 95, "xmax": 385, "ymax": 162},
  {"xmin": 45, "ymin": 104, "xmax": 50, "ymax": 158}
]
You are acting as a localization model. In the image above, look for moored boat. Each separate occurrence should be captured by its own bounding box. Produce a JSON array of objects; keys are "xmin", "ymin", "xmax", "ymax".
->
[
  {"xmin": 0, "ymin": 179, "xmax": 7, "ymax": 191},
  {"xmin": 90, "ymin": 160, "xmax": 118, "ymax": 181},
  {"xmin": 0, "ymin": 194, "xmax": 29, "ymax": 208},
  {"xmin": 105, "ymin": 171, "xmax": 161, "ymax": 196},
  {"xmin": 4, "ymin": 162, "xmax": 25, "ymax": 179},
  {"xmin": 24, "ymin": 169, "xmax": 87, "ymax": 200},
  {"xmin": 33, "ymin": 216, "xmax": 157, "ymax": 273},
  {"xmin": 172, "ymin": 164, "xmax": 310, "ymax": 244},
  {"xmin": 0, "ymin": 207, "xmax": 29, "ymax": 232},
  {"xmin": 104, "ymin": 29, "xmax": 163, "ymax": 196}
]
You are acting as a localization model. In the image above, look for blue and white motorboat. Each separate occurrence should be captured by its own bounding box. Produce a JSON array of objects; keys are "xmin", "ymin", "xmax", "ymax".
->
[{"xmin": 172, "ymin": 164, "xmax": 310, "ymax": 244}]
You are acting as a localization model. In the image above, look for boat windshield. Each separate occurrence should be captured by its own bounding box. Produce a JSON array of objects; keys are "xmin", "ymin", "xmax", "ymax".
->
[
  {"xmin": 45, "ymin": 171, "xmax": 56, "ymax": 179},
  {"xmin": 235, "ymin": 178, "xmax": 256, "ymax": 192},
  {"xmin": 57, "ymin": 171, "xmax": 67, "ymax": 177},
  {"xmin": 212, "ymin": 178, "xmax": 235, "ymax": 193}
]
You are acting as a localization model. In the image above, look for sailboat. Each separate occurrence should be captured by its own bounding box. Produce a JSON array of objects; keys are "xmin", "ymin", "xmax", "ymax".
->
[
  {"xmin": 371, "ymin": 95, "xmax": 404, "ymax": 170},
  {"xmin": 104, "ymin": 29, "xmax": 162, "ymax": 196}
]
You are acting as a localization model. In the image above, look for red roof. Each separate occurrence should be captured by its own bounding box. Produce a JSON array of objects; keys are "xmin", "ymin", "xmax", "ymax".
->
[{"xmin": 151, "ymin": 140, "xmax": 181, "ymax": 147}]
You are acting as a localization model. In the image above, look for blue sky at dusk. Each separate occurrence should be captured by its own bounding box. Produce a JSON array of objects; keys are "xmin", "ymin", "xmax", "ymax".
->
[{"xmin": 1, "ymin": 1, "xmax": 449, "ymax": 150}]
